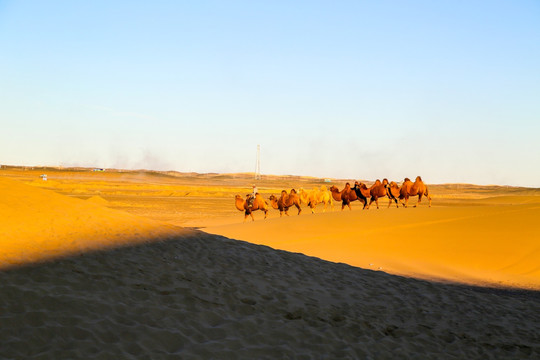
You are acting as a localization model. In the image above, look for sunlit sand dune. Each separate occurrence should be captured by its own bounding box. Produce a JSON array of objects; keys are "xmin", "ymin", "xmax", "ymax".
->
[
  {"xmin": 205, "ymin": 197, "xmax": 540, "ymax": 290},
  {"xmin": 0, "ymin": 177, "xmax": 182, "ymax": 268},
  {"xmin": 1, "ymin": 171, "xmax": 539, "ymax": 358}
]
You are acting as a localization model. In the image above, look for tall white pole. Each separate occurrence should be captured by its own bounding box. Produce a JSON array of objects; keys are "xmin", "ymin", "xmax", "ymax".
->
[{"xmin": 255, "ymin": 145, "xmax": 261, "ymax": 180}]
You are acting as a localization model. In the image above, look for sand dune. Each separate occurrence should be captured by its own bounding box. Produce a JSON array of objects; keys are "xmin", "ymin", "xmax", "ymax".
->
[
  {"xmin": 205, "ymin": 197, "xmax": 540, "ymax": 290},
  {"xmin": 1, "ymin": 170, "xmax": 539, "ymax": 358},
  {"xmin": 1, "ymin": 230, "xmax": 539, "ymax": 358},
  {"xmin": 0, "ymin": 177, "xmax": 183, "ymax": 268}
]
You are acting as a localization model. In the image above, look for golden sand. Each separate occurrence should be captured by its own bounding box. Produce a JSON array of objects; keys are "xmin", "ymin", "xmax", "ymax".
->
[
  {"xmin": 2, "ymin": 166, "xmax": 539, "ymax": 289},
  {"xmin": 0, "ymin": 176, "xmax": 182, "ymax": 268},
  {"xmin": 205, "ymin": 199, "xmax": 540, "ymax": 290},
  {"xmin": 1, "ymin": 167, "xmax": 539, "ymax": 358}
]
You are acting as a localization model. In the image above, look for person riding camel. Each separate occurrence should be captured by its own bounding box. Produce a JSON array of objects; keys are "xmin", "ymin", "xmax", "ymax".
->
[{"xmin": 248, "ymin": 184, "xmax": 258, "ymax": 208}]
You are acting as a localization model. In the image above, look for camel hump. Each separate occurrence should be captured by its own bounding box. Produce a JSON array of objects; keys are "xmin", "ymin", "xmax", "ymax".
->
[{"xmin": 416, "ymin": 176, "xmax": 422, "ymax": 182}]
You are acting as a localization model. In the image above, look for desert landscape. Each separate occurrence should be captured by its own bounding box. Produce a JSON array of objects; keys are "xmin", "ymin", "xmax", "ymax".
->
[
  {"xmin": 3, "ymin": 1, "xmax": 539, "ymax": 358},
  {"xmin": 1, "ymin": 166, "xmax": 539, "ymax": 359}
]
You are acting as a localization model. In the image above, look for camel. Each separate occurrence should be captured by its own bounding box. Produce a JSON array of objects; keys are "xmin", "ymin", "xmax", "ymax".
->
[
  {"xmin": 269, "ymin": 189, "xmax": 302, "ymax": 216},
  {"xmin": 351, "ymin": 182, "xmax": 371, "ymax": 209},
  {"xmin": 298, "ymin": 186, "xmax": 333, "ymax": 213},
  {"xmin": 317, "ymin": 185, "xmax": 334, "ymax": 212},
  {"xmin": 399, "ymin": 176, "xmax": 432, "ymax": 208},
  {"xmin": 385, "ymin": 181, "xmax": 401, "ymax": 208},
  {"xmin": 329, "ymin": 183, "xmax": 361, "ymax": 210},
  {"xmin": 329, "ymin": 185, "xmax": 342, "ymax": 202},
  {"xmin": 299, "ymin": 188, "xmax": 319, "ymax": 214},
  {"xmin": 298, "ymin": 188, "xmax": 315, "ymax": 206},
  {"xmin": 365, "ymin": 178, "xmax": 395, "ymax": 209},
  {"xmin": 235, "ymin": 193, "xmax": 269, "ymax": 222}
]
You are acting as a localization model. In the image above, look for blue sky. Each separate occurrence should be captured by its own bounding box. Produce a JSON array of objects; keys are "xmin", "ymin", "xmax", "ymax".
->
[{"xmin": 1, "ymin": 1, "xmax": 539, "ymax": 186}]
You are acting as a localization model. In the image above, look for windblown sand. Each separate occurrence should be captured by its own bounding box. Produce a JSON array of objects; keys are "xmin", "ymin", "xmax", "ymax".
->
[{"xmin": 1, "ymin": 169, "xmax": 539, "ymax": 358}]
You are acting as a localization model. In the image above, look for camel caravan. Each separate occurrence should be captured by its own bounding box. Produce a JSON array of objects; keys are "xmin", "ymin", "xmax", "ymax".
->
[{"xmin": 235, "ymin": 176, "xmax": 431, "ymax": 221}]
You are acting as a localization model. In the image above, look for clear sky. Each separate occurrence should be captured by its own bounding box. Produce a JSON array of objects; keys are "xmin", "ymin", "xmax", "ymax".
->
[{"xmin": 1, "ymin": 1, "xmax": 539, "ymax": 187}]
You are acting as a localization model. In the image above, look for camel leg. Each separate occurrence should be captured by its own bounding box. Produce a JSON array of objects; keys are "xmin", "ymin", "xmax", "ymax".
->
[
  {"xmin": 367, "ymin": 197, "xmax": 378, "ymax": 209},
  {"xmin": 414, "ymin": 194, "xmax": 422, "ymax": 207},
  {"xmin": 264, "ymin": 209, "xmax": 268, "ymax": 219},
  {"xmin": 404, "ymin": 197, "xmax": 409, "ymax": 208},
  {"xmin": 426, "ymin": 190, "xmax": 432, "ymax": 207},
  {"xmin": 297, "ymin": 204, "xmax": 302, "ymax": 215}
]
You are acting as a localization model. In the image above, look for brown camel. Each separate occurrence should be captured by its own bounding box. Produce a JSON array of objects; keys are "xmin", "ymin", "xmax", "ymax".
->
[
  {"xmin": 351, "ymin": 181, "xmax": 372, "ymax": 209},
  {"xmin": 329, "ymin": 183, "xmax": 361, "ymax": 210},
  {"xmin": 269, "ymin": 189, "xmax": 302, "ymax": 216},
  {"xmin": 385, "ymin": 181, "xmax": 401, "ymax": 208},
  {"xmin": 365, "ymin": 179, "xmax": 392, "ymax": 209},
  {"xmin": 235, "ymin": 193, "xmax": 269, "ymax": 222},
  {"xmin": 399, "ymin": 176, "xmax": 432, "ymax": 208},
  {"xmin": 329, "ymin": 185, "xmax": 343, "ymax": 202}
]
